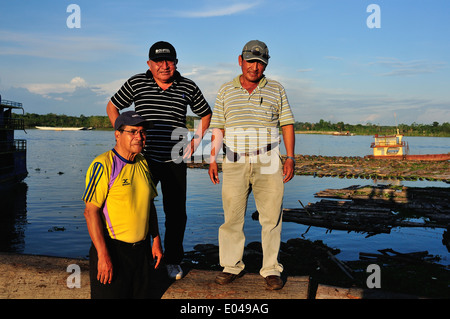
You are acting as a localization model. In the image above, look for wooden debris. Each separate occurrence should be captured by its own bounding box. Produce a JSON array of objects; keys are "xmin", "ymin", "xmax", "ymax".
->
[
  {"xmin": 281, "ymin": 185, "xmax": 449, "ymax": 235},
  {"xmin": 359, "ymin": 248, "xmax": 441, "ymax": 264}
]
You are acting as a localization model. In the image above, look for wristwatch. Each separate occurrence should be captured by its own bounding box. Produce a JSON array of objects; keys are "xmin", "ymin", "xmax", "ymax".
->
[{"xmin": 286, "ymin": 156, "xmax": 296, "ymax": 163}]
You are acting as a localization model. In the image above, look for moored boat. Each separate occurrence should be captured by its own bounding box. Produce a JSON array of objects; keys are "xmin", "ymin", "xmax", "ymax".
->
[
  {"xmin": 0, "ymin": 97, "xmax": 28, "ymax": 188},
  {"xmin": 365, "ymin": 129, "xmax": 450, "ymax": 161},
  {"xmin": 35, "ymin": 126, "xmax": 93, "ymax": 131}
]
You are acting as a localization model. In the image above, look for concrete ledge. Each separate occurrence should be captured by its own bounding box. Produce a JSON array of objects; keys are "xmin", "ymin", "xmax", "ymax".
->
[
  {"xmin": 0, "ymin": 253, "xmax": 90, "ymax": 299},
  {"xmin": 315, "ymin": 284, "xmax": 424, "ymax": 299}
]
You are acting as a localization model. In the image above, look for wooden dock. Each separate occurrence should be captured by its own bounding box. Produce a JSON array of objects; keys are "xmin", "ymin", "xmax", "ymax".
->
[{"xmin": 162, "ymin": 269, "xmax": 310, "ymax": 299}]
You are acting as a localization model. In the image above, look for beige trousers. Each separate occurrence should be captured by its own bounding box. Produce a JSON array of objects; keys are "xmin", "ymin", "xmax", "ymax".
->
[{"xmin": 219, "ymin": 151, "xmax": 284, "ymax": 277}]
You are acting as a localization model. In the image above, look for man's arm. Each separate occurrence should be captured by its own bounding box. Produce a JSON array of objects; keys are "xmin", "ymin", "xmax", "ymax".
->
[
  {"xmin": 281, "ymin": 124, "xmax": 295, "ymax": 183},
  {"xmin": 183, "ymin": 113, "xmax": 212, "ymax": 160},
  {"xmin": 149, "ymin": 200, "xmax": 163, "ymax": 269},
  {"xmin": 208, "ymin": 128, "xmax": 224, "ymax": 184},
  {"xmin": 84, "ymin": 202, "xmax": 113, "ymax": 284},
  {"xmin": 106, "ymin": 101, "xmax": 120, "ymax": 128}
]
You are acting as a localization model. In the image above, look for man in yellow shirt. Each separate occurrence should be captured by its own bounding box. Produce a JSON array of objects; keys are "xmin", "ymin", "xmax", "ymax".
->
[{"xmin": 83, "ymin": 111, "xmax": 163, "ymax": 298}]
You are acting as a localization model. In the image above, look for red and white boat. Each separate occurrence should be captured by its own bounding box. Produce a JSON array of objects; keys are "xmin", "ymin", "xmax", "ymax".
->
[{"xmin": 365, "ymin": 129, "xmax": 450, "ymax": 161}]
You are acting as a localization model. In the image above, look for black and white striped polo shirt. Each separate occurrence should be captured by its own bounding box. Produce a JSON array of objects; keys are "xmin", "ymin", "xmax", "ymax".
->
[{"xmin": 111, "ymin": 70, "xmax": 211, "ymax": 162}]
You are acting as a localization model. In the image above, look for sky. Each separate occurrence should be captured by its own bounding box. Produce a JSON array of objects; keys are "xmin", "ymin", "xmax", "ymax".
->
[{"xmin": 0, "ymin": 0, "xmax": 449, "ymax": 125}]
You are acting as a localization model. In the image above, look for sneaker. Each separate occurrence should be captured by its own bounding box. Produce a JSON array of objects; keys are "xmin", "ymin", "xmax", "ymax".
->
[{"xmin": 167, "ymin": 264, "xmax": 183, "ymax": 280}]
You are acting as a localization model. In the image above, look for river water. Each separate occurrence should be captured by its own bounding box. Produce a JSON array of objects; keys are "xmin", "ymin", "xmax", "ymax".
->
[{"xmin": 1, "ymin": 129, "xmax": 449, "ymax": 265}]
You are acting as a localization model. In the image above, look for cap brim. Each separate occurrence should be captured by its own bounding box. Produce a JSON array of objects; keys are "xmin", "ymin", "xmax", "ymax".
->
[
  {"xmin": 243, "ymin": 54, "xmax": 268, "ymax": 65},
  {"xmin": 150, "ymin": 56, "xmax": 176, "ymax": 61}
]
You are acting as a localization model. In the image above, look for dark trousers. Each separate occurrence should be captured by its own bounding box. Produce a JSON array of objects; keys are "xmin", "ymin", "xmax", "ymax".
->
[
  {"xmin": 89, "ymin": 237, "xmax": 153, "ymax": 299},
  {"xmin": 146, "ymin": 159, "xmax": 187, "ymax": 265}
]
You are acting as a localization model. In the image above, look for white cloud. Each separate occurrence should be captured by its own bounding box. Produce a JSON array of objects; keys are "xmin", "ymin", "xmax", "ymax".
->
[
  {"xmin": 153, "ymin": 1, "xmax": 263, "ymax": 18},
  {"xmin": 0, "ymin": 30, "xmax": 130, "ymax": 61},
  {"xmin": 369, "ymin": 57, "xmax": 447, "ymax": 77},
  {"xmin": 179, "ymin": 63, "xmax": 235, "ymax": 103},
  {"xmin": 179, "ymin": 3, "xmax": 260, "ymax": 17},
  {"xmin": 24, "ymin": 77, "xmax": 88, "ymax": 96}
]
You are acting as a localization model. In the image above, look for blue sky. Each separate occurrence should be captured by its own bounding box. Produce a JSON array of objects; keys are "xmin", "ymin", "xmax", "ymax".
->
[{"xmin": 1, "ymin": 0, "xmax": 449, "ymax": 125}]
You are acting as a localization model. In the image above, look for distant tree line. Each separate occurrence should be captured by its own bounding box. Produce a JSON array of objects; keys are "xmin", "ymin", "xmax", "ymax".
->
[
  {"xmin": 294, "ymin": 119, "xmax": 450, "ymax": 137},
  {"xmin": 16, "ymin": 113, "xmax": 450, "ymax": 137}
]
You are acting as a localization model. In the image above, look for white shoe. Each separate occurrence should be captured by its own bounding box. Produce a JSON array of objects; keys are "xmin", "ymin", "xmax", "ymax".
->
[{"xmin": 167, "ymin": 264, "xmax": 183, "ymax": 280}]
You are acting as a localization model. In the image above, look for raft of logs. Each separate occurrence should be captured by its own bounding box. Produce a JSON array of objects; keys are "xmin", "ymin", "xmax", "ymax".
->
[
  {"xmin": 187, "ymin": 155, "xmax": 450, "ymax": 182},
  {"xmin": 290, "ymin": 155, "xmax": 450, "ymax": 182},
  {"xmin": 279, "ymin": 184, "xmax": 450, "ymax": 236}
]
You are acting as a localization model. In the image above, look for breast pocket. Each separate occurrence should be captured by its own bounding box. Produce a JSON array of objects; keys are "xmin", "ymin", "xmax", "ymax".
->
[{"xmin": 260, "ymin": 101, "xmax": 279, "ymax": 122}]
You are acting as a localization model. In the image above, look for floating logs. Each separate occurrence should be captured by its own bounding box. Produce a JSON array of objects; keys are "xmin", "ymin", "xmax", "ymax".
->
[
  {"xmin": 289, "ymin": 155, "xmax": 450, "ymax": 182},
  {"xmin": 275, "ymin": 185, "xmax": 450, "ymax": 236},
  {"xmin": 186, "ymin": 155, "xmax": 450, "ymax": 182}
]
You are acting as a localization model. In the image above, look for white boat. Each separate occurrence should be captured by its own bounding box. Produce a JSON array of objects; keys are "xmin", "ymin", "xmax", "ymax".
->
[{"xmin": 35, "ymin": 126, "xmax": 92, "ymax": 131}]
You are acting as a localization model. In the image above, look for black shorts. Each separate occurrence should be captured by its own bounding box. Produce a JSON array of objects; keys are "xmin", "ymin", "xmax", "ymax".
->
[{"xmin": 89, "ymin": 237, "xmax": 154, "ymax": 299}]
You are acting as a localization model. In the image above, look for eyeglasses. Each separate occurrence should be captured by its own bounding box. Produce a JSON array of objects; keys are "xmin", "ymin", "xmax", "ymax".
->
[
  {"xmin": 119, "ymin": 129, "xmax": 146, "ymax": 137},
  {"xmin": 242, "ymin": 49, "xmax": 270, "ymax": 60},
  {"xmin": 152, "ymin": 59, "xmax": 177, "ymax": 67}
]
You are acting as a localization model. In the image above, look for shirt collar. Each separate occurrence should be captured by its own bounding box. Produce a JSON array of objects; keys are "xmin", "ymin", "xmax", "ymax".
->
[
  {"xmin": 145, "ymin": 69, "xmax": 181, "ymax": 84},
  {"xmin": 233, "ymin": 75, "xmax": 267, "ymax": 89}
]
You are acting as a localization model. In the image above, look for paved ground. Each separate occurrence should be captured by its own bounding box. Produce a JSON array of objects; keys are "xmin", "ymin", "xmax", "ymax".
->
[{"xmin": 0, "ymin": 253, "xmax": 90, "ymax": 299}]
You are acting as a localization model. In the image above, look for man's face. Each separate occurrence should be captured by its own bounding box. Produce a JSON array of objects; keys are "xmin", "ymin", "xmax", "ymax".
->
[
  {"xmin": 115, "ymin": 125, "xmax": 146, "ymax": 156},
  {"xmin": 239, "ymin": 55, "xmax": 266, "ymax": 83},
  {"xmin": 147, "ymin": 59, "xmax": 177, "ymax": 84}
]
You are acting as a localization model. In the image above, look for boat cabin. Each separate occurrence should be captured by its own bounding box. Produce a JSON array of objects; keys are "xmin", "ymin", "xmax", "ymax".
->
[
  {"xmin": 370, "ymin": 129, "xmax": 408, "ymax": 157},
  {"xmin": 0, "ymin": 96, "xmax": 27, "ymax": 188}
]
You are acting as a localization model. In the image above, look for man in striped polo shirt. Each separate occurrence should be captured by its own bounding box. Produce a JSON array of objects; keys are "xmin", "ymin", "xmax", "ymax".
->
[
  {"xmin": 209, "ymin": 40, "xmax": 295, "ymax": 290},
  {"xmin": 107, "ymin": 41, "xmax": 212, "ymax": 280}
]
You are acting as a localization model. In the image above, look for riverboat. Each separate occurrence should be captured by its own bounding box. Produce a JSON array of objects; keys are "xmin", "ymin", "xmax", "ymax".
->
[
  {"xmin": 0, "ymin": 97, "xmax": 28, "ymax": 188},
  {"xmin": 332, "ymin": 131, "xmax": 354, "ymax": 136},
  {"xmin": 365, "ymin": 129, "xmax": 450, "ymax": 161},
  {"xmin": 35, "ymin": 126, "xmax": 93, "ymax": 131}
]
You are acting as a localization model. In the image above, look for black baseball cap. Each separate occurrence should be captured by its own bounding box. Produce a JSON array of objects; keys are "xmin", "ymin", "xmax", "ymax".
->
[{"xmin": 149, "ymin": 41, "xmax": 177, "ymax": 61}]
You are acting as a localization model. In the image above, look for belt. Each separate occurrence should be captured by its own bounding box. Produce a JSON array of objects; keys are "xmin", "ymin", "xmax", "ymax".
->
[
  {"xmin": 108, "ymin": 237, "xmax": 147, "ymax": 249},
  {"xmin": 223, "ymin": 142, "xmax": 278, "ymax": 162}
]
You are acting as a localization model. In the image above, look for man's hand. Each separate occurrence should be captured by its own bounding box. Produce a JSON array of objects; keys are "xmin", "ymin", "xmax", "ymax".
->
[
  {"xmin": 152, "ymin": 235, "xmax": 163, "ymax": 269},
  {"xmin": 97, "ymin": 253, "xmax": 113, "ymax": 284},
  {"xmin": 283, "ymin": 158, "xmax": 295, "ymax": 183},
  {"xmin": 208, "ymin": 161, "xmax": 220, "ymax": 184}
]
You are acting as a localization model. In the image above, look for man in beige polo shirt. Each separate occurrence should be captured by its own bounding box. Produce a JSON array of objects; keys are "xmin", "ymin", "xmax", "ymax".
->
[{"xmin": 208, "ymin": 40, "xmax": 295, "ymax": 290}]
